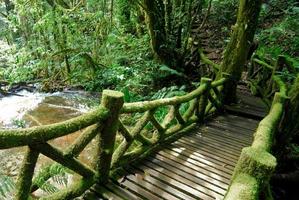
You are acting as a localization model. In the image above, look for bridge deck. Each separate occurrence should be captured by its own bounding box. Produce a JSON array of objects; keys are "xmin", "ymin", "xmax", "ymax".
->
[
  {"xmin": 79, "ymin": 115, "xmax": 259, "ymax": 200},
  {"xmin": 79, "ymin": 91, "xmax": 266, "ymax": 200}
]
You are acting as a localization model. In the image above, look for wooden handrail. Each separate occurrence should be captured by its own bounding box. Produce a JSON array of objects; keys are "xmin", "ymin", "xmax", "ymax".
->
[
  {"xmin": 0, "ymin": 106, "xmax": 109, "ymax": 149},
  {"xmin": 0, "ymin": 76, "xmax": 230, "ymax": 200},
  {"xmin": 225, "ymin": 86, "xmax": 288, "ymax": 199}
]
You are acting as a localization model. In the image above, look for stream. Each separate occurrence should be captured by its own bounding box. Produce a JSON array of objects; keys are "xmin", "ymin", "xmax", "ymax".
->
[{"xmin": 0, "ymin": 90, "xmax": 99, "ymax": 199}]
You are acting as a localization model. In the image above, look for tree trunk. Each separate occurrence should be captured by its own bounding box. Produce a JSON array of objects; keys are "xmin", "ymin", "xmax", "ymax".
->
[
  {"xmin": 4, "ymin": 0, "xmax": 14, "ymax": 14},
  {"xmin": 219, "ymin": 0, "xmax": 262, "ymax": 103},
  {"xmin": 143, "ymin": 0, "xmax": 174, "ymax": 65}
]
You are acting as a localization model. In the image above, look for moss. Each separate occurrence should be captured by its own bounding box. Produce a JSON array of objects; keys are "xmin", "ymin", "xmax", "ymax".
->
[
  {"xmin": 121, "ymin": 83, "xmax": 208, "ymax": 113},
  {"xmin": 149, "ymin": 113, "xmax": 165, "ymax": 136},
  {"xmin": 111, "ymin": 122, "xmax": 197, "ymax": 174},
  {"xmin": 233, "ymin": 147, "xmax": 277, "ymax": 186},
  {"xmin": 174, "ymin": 104, "xmax": 186, "ymax": 125},
  {"xmin": 34, "ymin": 143, "xmax": 96, "ymax": 178},
  {"xmin": 183, "ymin": 99, "xmax": 197, "ymax": 121},
  {"xmin": 219, "ymin": 0, "xmax": 262, "ymax": 103},
  {"xmin": 252, "ymin": 93, "xmax": 286, "ymax": 151},
  {"xmin": 111, "ymin": 111, "xmax": 150, "ymax": 168},
  {"xmin": 64, "ymin": 124, "xmax": 102, "ymax": 157},
  {"xmin": 162, "ymin": 106, "xmax": 176, "ymax": 128},
  {"xmin": 225, "ymin": 173, "xmax": 258, "ymax": 200},
  {"xmin": 3, "ymin": 78, "xmax": 229, "ymax": 199},
  {"xmin": 197, "ymin": 78, "xmax": 212, "ymax": 121},
  {"xmin": 96, "ymin": 90, "xmax": 124, "ymax": 183},
  {"xmin": 211, "ymin": 77, "xmax": 227, "ymax": 88},
  {"xmin": 199, "ymin": 49, "xmax": 220, "ymax": 72},
  {"xmin": 16, "ymin": 147, "xmax": 39, "ymax": 200},
  {"xmin": 0, "ymin": 106, "xmax": 109, "ymax": 149},
  {"xmin": 273, "ymin": 76, "xmax": 287, "ymax": 97}
]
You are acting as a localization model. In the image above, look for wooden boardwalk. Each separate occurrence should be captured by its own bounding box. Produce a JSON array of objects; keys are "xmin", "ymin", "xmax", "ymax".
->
[{"xmin": 79, "ymin": 92, "xmax": 266, "ymax": 200}]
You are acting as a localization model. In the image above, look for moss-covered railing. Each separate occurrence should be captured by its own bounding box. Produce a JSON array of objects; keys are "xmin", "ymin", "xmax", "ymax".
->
[
  {"xmin": 0, "ymin": 75, "xmax": 229, "ymax": 200},
  {"xmin": 247, "ymin": 54, "xmax": 295, "ymax": 107},
  {"xmin": 224, "ymin": 77, "xmax": 288, "ymax": 200}
]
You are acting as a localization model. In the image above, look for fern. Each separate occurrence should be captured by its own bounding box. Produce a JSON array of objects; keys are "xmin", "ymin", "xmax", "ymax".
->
[
  {"xmin": 0, "ymin": 173, "xmax": 15, "ymax": 198},
  {"xmin": 32, "ymin": 163, "xmax": 69, "ymax": 194},
  {"xmin": 40, "ymin": 182, "xmax": 59, "ymax": 194}
]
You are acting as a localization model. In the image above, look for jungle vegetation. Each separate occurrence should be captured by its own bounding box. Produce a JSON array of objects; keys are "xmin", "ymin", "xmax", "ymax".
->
[{"xmin": 0, "ymin": 0, "xmax": 298, "ymax": 199}]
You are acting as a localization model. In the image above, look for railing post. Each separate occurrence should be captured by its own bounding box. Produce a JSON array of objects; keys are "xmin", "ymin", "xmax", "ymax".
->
[
  {"xmin": 16, "ymin": 147, "xmax": 39, "ymax": 200},
  {"xmin": 197, "ymin": 78, "xmax": 212, "ymax": 122},
  {"xmin": 97, "ymin": 90, "xmax": 124, "ymax": 183},
  {"xmin": 220, "ymin": 73, "xmax": 232, "ymax": 104}
]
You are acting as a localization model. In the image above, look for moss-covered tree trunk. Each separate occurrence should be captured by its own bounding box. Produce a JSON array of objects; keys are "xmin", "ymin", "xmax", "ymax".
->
[
  {"xmin": 4, "ymin": 0, "xmax": 14, "ymax": 14},
  {"xmin": 220, "ymin": 0, "xmax": 262, "ymax": 103},
  {"xmin": 143, "ymin": 0, "xmax": 175, "ymax": 65}
]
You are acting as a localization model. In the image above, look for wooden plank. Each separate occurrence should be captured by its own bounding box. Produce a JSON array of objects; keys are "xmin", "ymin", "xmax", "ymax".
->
[
  {"xmin": 89, "ymin": 184, "xmax": 124, "ymax": 200},
  {"xmin": 150, "ymin": 153, "xmax": 229, "ymax": 192},
  {"xmin": 169, "ymin": 144, "xmax": 235, "ymax": 173},
  {"xmin": 199, "ymin": 126, "xmax": 252, "ymax": 144},
  {"xmin": 225, "ymin": 105, "xmax": 266, "ymax": 119},
  {"xmin": 212, "ymin": 116, "xmax": 259, "ymax": 131},
  {"xmin": 215, "ymin": 114, "xmax": 259, "ymax": 127},
  {"xmin": 139, "ymin": 161, "xmax": 218, "ymax": 200},
  {"xmin": 208, "ymin": 119, "xmax": 257, "ymax": 133},
  {"xmin": 105, "ymin": 183, "xmax": 142, "ymax": 200},
  {"xmin": 187, "ymin": 132, "xmax": 247, "ymax": 151},
  {"xmin": 122, "ymin": 171, "xmax": 182, "ymax": 200},
  {"xmin": 173, "ymin": 140, "xmax": 237, "ymax": 168},
  {"xmin": 142, "ymin": 159, "xmax": 225, "ymax": 199},
  {"xmin": 159, "ymin": 149, "xmax": 232, "ymax": 181},
  {"xmin": 133, "ymin": 165, "xmax": 202, "ymax": 200},
  {"xmin": 193, "ymin": 131, "xmax": 250, "ymax": 149},
  {"xmin": 207, "ymin": 122, "xmax": 254, "ymax": 138},
  {"xmin": 126, "ymin": 167, "xmax": 191, "ymax": 200},
  {"xmin": 205, "ymin": 125, "xmax": 253, "ymax": 142},
  {"xmin": 116, "ymin": 176, "xmax": 162, "ymax": 200},
  {"xmin": 213, "ymin": 116, "xmax": 259, "ymax": 131},
  {"xmin": 219, "ymin": 114, "xmax": 260, "ymax": 124},
  {"xmin": 179, "ymin": 136, "xmax": 241, "ymax": 159},
  {"xmin": 176, "ymin": 139, "xmax": 239, "ymax": 165}
]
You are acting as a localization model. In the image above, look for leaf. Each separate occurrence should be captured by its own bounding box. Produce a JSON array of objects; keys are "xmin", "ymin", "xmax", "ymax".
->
[
  {"xmin": 159, "ymin": 65, "xmax": 186, "ymax": 77},
  {"xmin": 0, "ymin": 174, "xmax": 15, "ymax": 198}
]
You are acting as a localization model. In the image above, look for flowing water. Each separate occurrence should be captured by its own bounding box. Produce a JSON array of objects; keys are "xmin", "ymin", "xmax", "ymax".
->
[{"xmin": 0, "ymin": 90, "xmax": 99, "ymax": 199}]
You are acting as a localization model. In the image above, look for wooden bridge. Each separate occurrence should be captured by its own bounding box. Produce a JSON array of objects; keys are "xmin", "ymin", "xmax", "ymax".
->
[
  {"xmin": 79, "ymin": 89, "xmax": 267, "ymax": 200},
  {"xmin": 0, "ymin": 73, "xmax": 287, "ymax": 200}
]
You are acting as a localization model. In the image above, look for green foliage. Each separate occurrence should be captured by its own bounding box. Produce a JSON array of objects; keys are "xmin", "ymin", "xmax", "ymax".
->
[
  {"xmin": 0, "ymin": 172, "xmax": 14, "ymax": 198},
  {"xmin": 11, "ymin": 118, "xmax": 27, "ymax": 128},
  {"xmin": 158, "ymin": 65, "xmax": 186, "ymax": 78},
  {"xmin": 256, "ymin": 1, "xmax": 299, "ymax": 62},
  {"xmin": 151, "ymin": 85, "xmax": 187, "ymax": 122},
  {"xmin": 33, "ymin": 163, "xmax": 69, "ymax": 194},
  {"xmin": 212, "ymin": 0, "xmax": 238, "ymax": 25}
]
